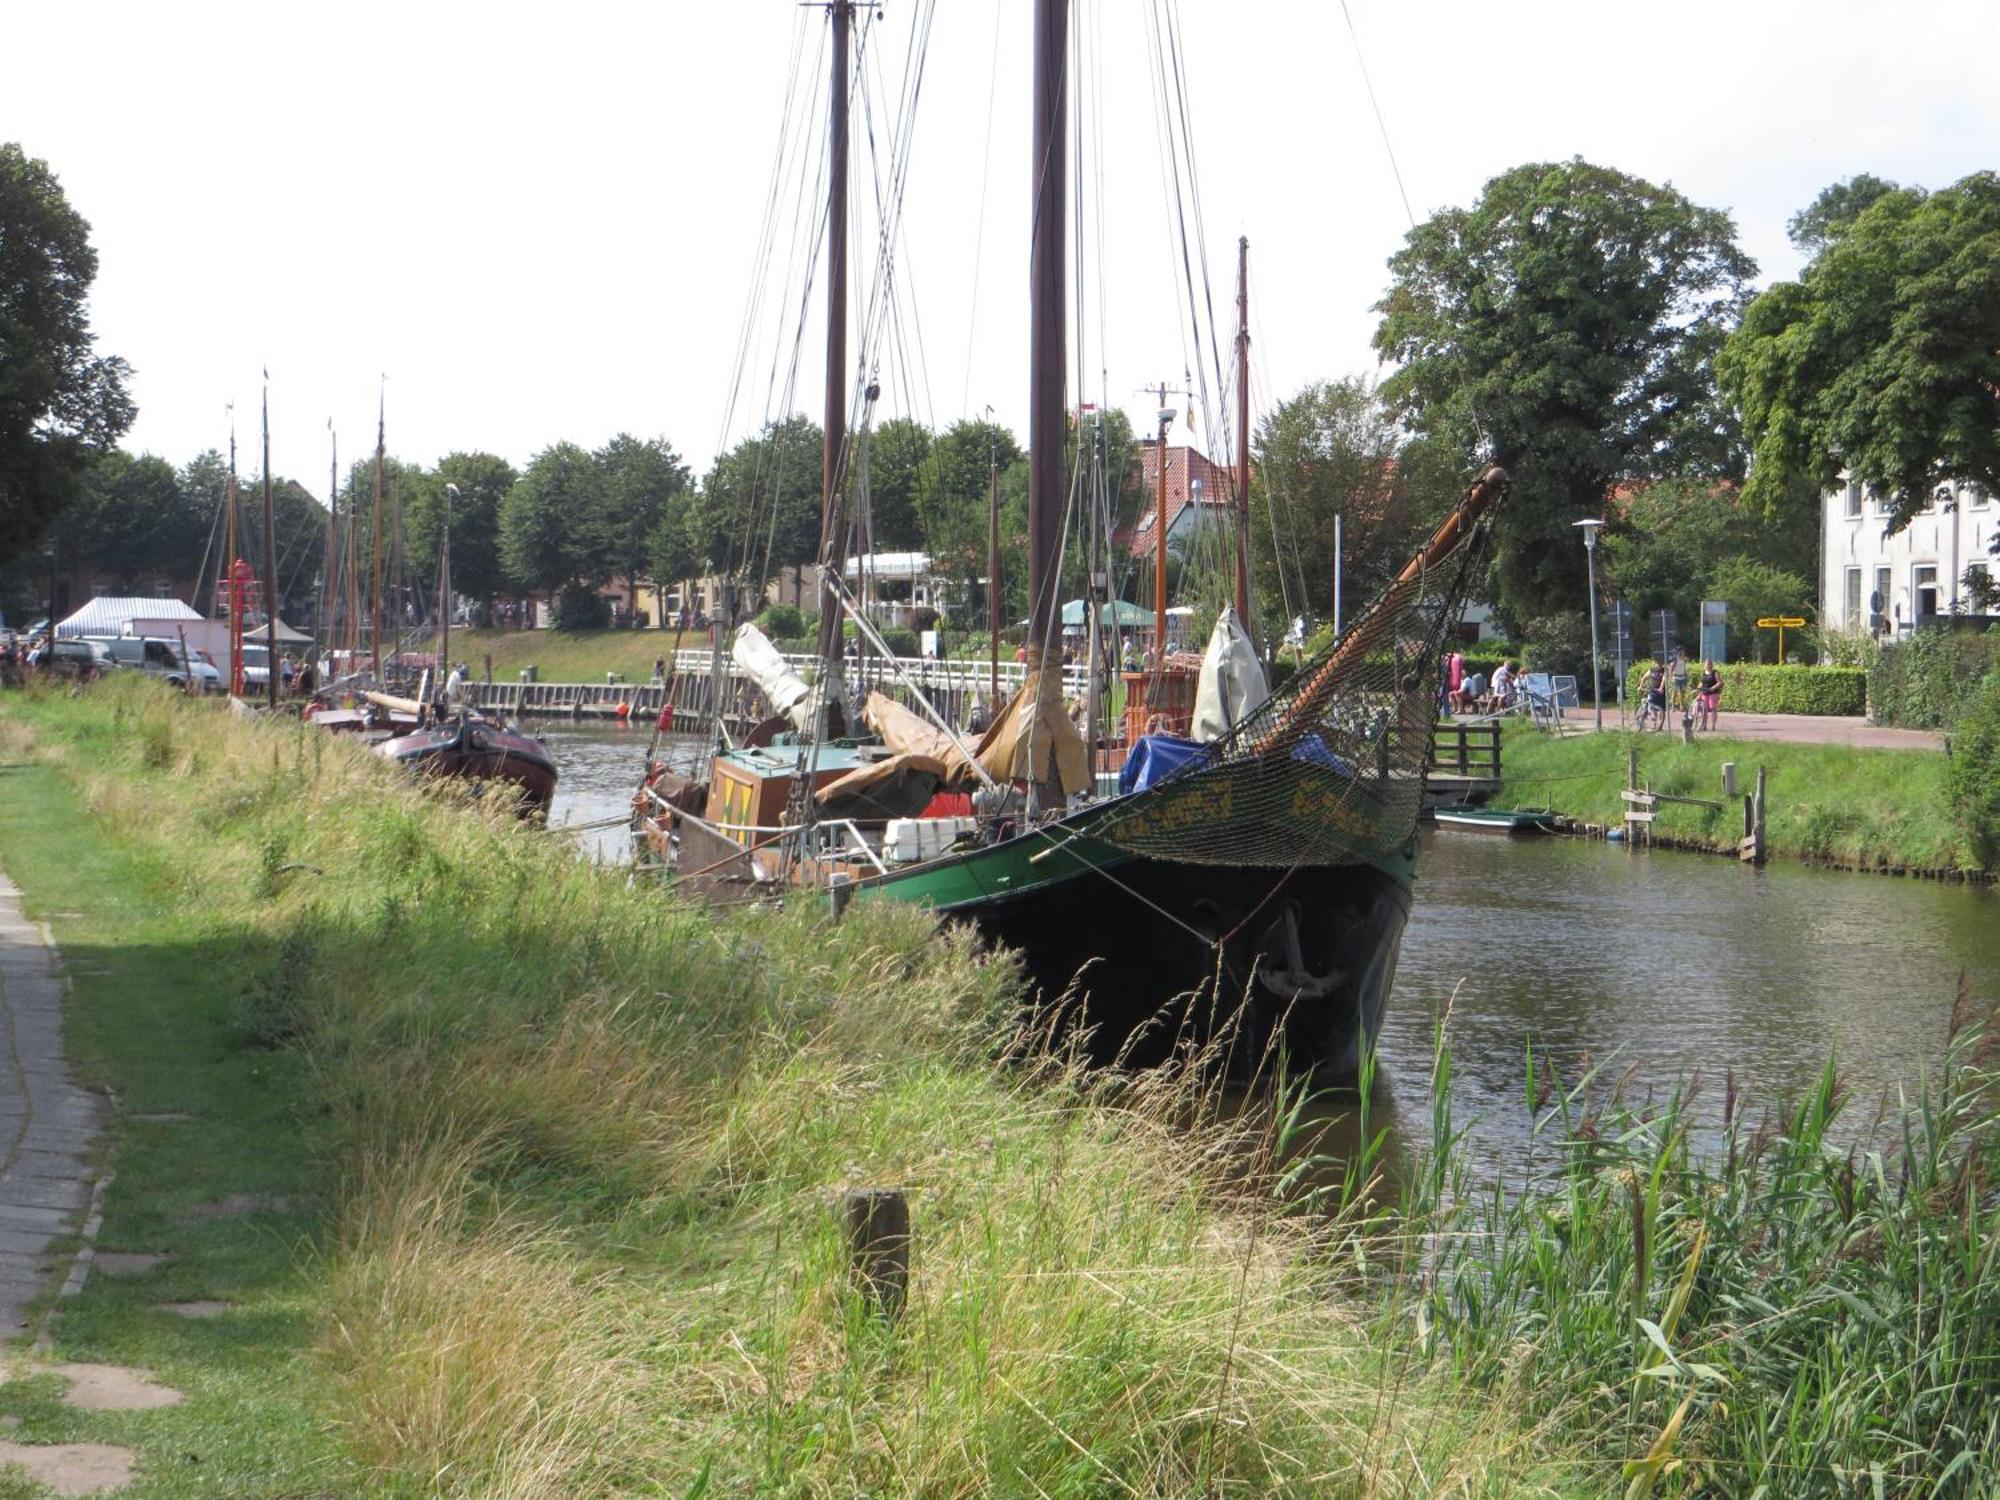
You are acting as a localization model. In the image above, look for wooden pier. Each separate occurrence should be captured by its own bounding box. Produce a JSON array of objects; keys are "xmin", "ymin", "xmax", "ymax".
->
[{"xmin": 1425, "ymin": 720, "xmax": 1502, "ymax": 803}]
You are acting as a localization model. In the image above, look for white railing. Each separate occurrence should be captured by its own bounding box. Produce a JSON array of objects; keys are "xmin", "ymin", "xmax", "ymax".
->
[{"xmin": 668, "ymin": 647, "xmax": 1093, "ymax": 698}]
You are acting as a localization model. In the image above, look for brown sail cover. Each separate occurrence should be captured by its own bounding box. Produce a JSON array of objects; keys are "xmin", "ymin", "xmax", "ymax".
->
[{"xmin": 960, "ymin": 660, "xmax": 1089, "ymax": 796}]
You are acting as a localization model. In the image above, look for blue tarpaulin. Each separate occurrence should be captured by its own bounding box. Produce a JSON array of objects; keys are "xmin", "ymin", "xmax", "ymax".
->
[{"xmin": 1118, "ymin": 733, "xmax": 1212, "ymax": 795}]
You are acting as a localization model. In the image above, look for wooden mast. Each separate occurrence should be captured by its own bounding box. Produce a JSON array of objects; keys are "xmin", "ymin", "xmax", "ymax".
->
[
  {"xmin": 368, "ymin": 386, "xmax": 386, "ymax": 677},
  {"xmin": 1151, "ymin": 383, "xmax": 1171, "ymax": 665},
  {"xmin": 261, "ymin": 372, "xmax": 279, "ymax": 711},
  {"xmin": 987, "ymin": 444, "xmax": 999, "ymax": 709},
  {"xmin": 320, "ymin": 422, "xmax": 337, "ymax": 662},
  {"xmin": 1234, "ymin": 236, "xmax": 1252, "ymax": 634},
  {"xmin": 1026, "ymin": 0, "xmax": 1066, "ymax": 670},
  {"xmin": 225, "ymin": 411, "xmax": 242, "ymax": 697},
  {"xmin": 812, "ymin": 0, "xmax": 853, "ymax": 731}
]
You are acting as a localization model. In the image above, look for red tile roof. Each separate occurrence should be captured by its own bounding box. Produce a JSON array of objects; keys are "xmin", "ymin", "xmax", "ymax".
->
[{"xmin": 1119, "ymin": 441, "xmax": 1239, "ymax": 557}]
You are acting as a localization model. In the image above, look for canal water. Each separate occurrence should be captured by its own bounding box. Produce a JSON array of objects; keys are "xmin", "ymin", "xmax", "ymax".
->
[{"xmin": 538, "ymin": 724, "xmax": 1998, "ymax": 1176}]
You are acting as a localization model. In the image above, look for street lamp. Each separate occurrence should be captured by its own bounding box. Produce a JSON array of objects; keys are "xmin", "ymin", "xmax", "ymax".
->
[{"xmin": 1574, "ymin": 518, "xmax": 1605, "ymax": 731}]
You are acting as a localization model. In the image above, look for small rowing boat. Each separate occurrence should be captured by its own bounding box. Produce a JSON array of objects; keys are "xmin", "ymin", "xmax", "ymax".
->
[{"xmin": 1433, "ymin": 806, "xmax": 1555, "ymax": 834}]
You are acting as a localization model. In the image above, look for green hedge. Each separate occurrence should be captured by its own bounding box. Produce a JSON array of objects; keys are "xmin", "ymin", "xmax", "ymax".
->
[
  {"xmin": 1625, "ymin": 662, "xmax": 1866, "ymax": 716},
  {"xmin": 1868, "ymin": 629, "xmax": 2000, "ymax": 729}
]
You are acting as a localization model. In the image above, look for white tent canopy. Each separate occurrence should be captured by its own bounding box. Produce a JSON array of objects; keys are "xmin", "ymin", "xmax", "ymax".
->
[{"xmin": 54, "ymin": 597, "xmax": 199, "ymax": 638}]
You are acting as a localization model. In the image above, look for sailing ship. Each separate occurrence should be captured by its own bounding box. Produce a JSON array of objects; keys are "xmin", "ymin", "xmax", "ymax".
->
[{"xmin": 636, "ymin": 0, "xmax": 1502, "ymax": 1080}]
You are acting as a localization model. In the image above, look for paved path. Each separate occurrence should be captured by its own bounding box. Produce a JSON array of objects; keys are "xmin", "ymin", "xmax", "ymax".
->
[
  {"xmin": 1514, "ymin": 710, "xmax": 1946, "ymax": 751},
  {"xmin": 0, "ymin": 871, "xmax": 103, "ymax": 1341}
]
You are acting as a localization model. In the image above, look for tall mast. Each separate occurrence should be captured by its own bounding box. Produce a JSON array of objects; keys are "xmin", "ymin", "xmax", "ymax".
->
[
  {"xmin": 812, "ymin": 0, "xmax": 853, "ymax": 724},
  {"xmin": 1153, "ymin": 385, "xmax": 1171, "ymax": 665},
  {"xmin": 368, "ymin": 385, "xmax": 387, "ymax": 677},
  {"xmin": 261, "ymin": 371, "xmax": 279, "ymax": 711},
  {"xmin": 1026, "ymin": 0, "xmax": 1067, "ymax": 666},
  {"xmin": 322, "ymin": 422, "xmax": 337, "ymax": 657},
  {"xmin": 439, "ymin": 482, "xmax": 453, "ymax": 695},
  {"xmin": 1234, "ymin": 236, "xmax": 1253, "ymax": 634},
  {"xmin": 225, "ymin": 408, "xmax": 242, "ymax": 697},
  {"xmin": 987, "ymin": 443, "xmax": 1000, "ymax": 708}
]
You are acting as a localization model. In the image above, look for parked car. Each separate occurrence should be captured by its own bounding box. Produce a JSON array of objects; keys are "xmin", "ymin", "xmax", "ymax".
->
[
  {"xmin": 46, "ymin": 638, "xmax": 116, "ymax": 680},
  {"xmin": 88, "ymin": 635, "xmax": 222, "ymax": 693}
]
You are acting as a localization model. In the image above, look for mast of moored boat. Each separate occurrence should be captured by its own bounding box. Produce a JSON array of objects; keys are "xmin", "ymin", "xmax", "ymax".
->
[
  {"xmin": 322, "ymin": 422, "xmax": 337, "ymax": 671},
  {"xmin": 261, "ymin": 372, "xmax": 279, "ymax": 711},
  {"xmin": 1234, "ymin": 236, "xmax": 1253, "ymax": 636},
  {"xmin": 438, "ymin": 482, "xmax": 454, "ymax": 699},
  {"xmin": 811, "ymin": 0, "xmax": 854, "ymax": 737},
  {"xmin": 1150, "ymin": 383, "xmax": 1171, "ymax": 668},
  {"xmin": 225, "ymin": 408, "xmax": 243, "ymax": 697},
  {"xmin": 1024, "ymin": 0, "xmax": 1069, "ymax": 809},
  {"xmin": 987, "ymin": 442, "xmax": 1000, "ymax": 709},
  {"xmin": 368, "ymin": 384, "xmax": 387, "ymax": 678}
]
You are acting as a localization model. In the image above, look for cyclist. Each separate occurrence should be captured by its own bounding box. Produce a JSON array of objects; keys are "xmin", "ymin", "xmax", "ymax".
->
[{"xmin": 1637, "ymin": 660, "xmax": 1669, "ymax": 731}]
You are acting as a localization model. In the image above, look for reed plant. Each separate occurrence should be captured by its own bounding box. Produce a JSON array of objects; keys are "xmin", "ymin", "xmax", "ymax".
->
[{"xmin": 1358, "ymin": 984, "xmax": 2000, "ymax": 1496}]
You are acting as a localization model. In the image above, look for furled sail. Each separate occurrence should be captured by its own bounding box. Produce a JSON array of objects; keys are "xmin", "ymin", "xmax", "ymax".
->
[
  {"xmin": 1191, "ymin": 606, "xmax": 1268, "ymax": 743},
  {"xmin": 731, "ymin": 623, "xmax": 815, "ymax": 732}
]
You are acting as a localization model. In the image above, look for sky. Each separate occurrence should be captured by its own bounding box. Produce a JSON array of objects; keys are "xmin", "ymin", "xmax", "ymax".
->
[{"xmin": 8, "ymin": 0, "xmax": 1996, "ymax": 502}]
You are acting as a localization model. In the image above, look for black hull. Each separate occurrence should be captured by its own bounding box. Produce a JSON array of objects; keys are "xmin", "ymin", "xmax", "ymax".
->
[{"xmin": 956, "ymin": 859, "xmax": 1410, "ymax": 1085}]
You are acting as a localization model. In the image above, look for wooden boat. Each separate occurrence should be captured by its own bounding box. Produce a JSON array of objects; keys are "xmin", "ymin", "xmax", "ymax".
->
[
  {"xmin": 635, "ymin": 0, "xmax": 1505, "ymax": 1082},
  {"xmin": 374, "ymin": 712, "xmax": 558, "ymax": 813},
  {"xmin": 1433, "ymin": 805, "xmax": 1555, "ymax": 834}
]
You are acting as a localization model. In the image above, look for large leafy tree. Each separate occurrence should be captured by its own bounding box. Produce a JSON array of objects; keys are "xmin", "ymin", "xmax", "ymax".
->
[
  {"xmin": 915, "ymin": 417, "xmax": 1024, "ymax": 606},
  {"xmin": 403, "ymin": 451, "xmax": 517, "ymax": 616},
  {"xmin": 691, "ymin": 415, "xmax": 824, "ymax": 599},
  {"xmin": 590, "ymin": 433, "xmax": 690, "ymax": 616},
  {"xmin": 1786, "ymin": 173, "xmax": 1900, "ymax": 256},
  {"xmin": 1250, "ymin": 378, "xmax": 1458, "ymax": 631},
  {"xmin": 1600, "ymin": 476, "xmax": 1817, "ymax": 636},
  {"xmin": 499, "ymin": 443, "xmax": 598, "ymax": 595},
  {"xmin": 55, "ymin": 451, "xmax": 200, "ymax": 590},
  {"xmin": 1373, "ymin": 159, "xmax": 1754, "ymax": 631},
  {"xmin": 864, "ymin": 416, "xmax": 931, "ymax": 551},
  {"xmin": 0, "ymin": 144, "xmax": 134, "ymax": 564},
  {"xmin": 1719, "ymin": 171, "xmax": 2000, "ymax": 531}
]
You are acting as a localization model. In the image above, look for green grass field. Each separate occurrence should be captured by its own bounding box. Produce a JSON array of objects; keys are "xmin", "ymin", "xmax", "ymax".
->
[
  {"xmin": 455, "ymin": 627, "xmax": 701, "ymax": 683},
  {"xmin": 1494, "ymin": 723, "xmax": 1978, "ymax": 873},
  {"xmin": 3, "ymin": 680, "xmax": 1993, "ymax": 1494}
]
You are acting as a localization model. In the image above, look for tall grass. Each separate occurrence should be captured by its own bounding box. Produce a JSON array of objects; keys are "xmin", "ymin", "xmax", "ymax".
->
[
  {"xmin": 3, "ymin": 678, "xmax": 1581, "ymax": 1497},
  {"xmin": 13, "ymin": 678, "xmax": 1993, "ymax": 1495},
  {"xmin": 1374, "ymin": 980, "xmax": 2000, "ymax": 1496}
]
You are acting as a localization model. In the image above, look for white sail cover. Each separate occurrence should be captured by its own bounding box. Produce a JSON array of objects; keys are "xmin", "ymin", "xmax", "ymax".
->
[
  {"xmin": 1191, "ymin": 606, "xmax": 1268, "ymax": 743},
  {"xmin": 731, "ymin": 623, "xmax": 816, "ymax": 731}
]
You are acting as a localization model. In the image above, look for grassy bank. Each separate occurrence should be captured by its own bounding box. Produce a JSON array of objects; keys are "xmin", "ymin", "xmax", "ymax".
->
[
  {"xmin": 455, "ymin": 627, "xmax": 699, "ymax": 683},
  {"xmin": 0, "ymin": 678, "xmax": 1575, "ymax": 1496},
  {"xmin": 4, "ymin": 680, "xmax": 1995, "ymax": 1495},
  {"xmin": 1493, "ymin": 724, "xmax": 1981, "ymax": 873}
]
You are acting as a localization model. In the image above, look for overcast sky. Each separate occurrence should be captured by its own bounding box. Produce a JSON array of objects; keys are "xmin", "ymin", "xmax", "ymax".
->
[{"xmin": 10, "ymin": 1, "xmax": 1995, "ymax": 499}]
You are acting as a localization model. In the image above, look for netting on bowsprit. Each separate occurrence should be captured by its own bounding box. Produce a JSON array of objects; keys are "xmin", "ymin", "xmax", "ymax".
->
[{"xmin": 1091, "ymin": 528, "xmax": 1485, "ymax": 872}]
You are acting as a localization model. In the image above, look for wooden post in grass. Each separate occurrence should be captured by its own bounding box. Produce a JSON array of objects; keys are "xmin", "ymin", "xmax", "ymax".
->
[
  {"xmin": 1740, "ymin": 765, "xmax": 1767, "ymax": 864},
  {"xmin": 844, "ymin": 1188, "xmax": 909, "ymax": 1319},
  {"xmin": 1721, "ymin": 762, "xmax": 1736, "ymax": 799}
]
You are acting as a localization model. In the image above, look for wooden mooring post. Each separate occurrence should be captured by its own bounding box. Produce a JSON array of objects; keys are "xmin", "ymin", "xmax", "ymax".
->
[
  {"xmin": 844, "ymin": 1188, "xmax": 909, "ymax": 1319},
  {"xmin": 1740, "ymin": 764, "xmax": 1767, "ymax": 864}
]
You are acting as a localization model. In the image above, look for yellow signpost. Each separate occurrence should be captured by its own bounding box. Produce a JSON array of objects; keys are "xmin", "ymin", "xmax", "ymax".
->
[{"xmin": 1756, "ymin": 615, "xmax": 1807, "ymax": 664}]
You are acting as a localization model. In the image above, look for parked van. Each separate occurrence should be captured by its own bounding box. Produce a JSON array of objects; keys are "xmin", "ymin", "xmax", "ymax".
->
[{"xmin": 86, "ymin": 635, "xmax": 222, "ymax": 693}]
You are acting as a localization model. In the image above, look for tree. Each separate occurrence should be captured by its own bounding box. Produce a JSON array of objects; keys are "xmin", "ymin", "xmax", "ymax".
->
[
  {"xmin": 916, "ymin": 418, "xmax": 1025, "ymax": 609},
  {"xmin": 1719, "ymin": 171, "xmax": 2000, "ymax": 532},
  {"xmin": 865, "ymin": 417, "xmax": 931, "ymax": 551},
  {"xmin": 1373, "ymin": 159, "xmax": 1755, "ymax": 632},
  {"xmin": 403, "ymin": 451, "xmax": 517, "ymax": 616},
  {"xmin": 1787, "ymin": 173, "xmax": 1899, "ymax": 255},
  {"xmin": 57, "ymin": 450, "xmax": 200, "ymax": 591},
  {"xmin": 1249, "ymin": 379, "xmax": 1458, "ymax": 633},
  {"xmin": 645, "ymin": 499, "xmax": 704, "ymax": 612},
  {"xmin": 1705, "ymin": 557, "xmax": 1812, "ymax": 662},
  {"xmin": 1600, "ymin": 476, "xmax": 1818, "ymax": 632},
  {"xmin": 590, "ymin": 434, "xmax": 689, "ymax": 617},
  {"xmin": 692, "ymin": 416, "xmax": 823, "ymax": 598},
  {"xmin": 0, "ymin": 143, "xmax": 134, "ymax": 564},
  {"xmin": 500, "ymin": 443, "xmax": 598, "ymax": 596}
]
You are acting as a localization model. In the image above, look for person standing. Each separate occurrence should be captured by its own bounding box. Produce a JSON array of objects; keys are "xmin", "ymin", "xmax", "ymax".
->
[
  {"xmin": 1696, "ymin": 658, "xmax": 1722, "ymax": 732},
  {"xmin": 444, "ymin": 660, "xmax": 467, "ymax": 707}
]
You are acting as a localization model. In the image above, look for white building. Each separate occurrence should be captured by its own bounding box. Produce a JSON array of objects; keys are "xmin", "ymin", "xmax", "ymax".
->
[{"xmin": 1821, "ymin": 476, "xmax": 1997, "ymax": 635}]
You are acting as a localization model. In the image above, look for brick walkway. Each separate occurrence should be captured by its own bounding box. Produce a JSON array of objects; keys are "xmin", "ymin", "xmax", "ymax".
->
[{"xmin": 0, "ymin": 870, "xmax": 103, "ymax": 1341}]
